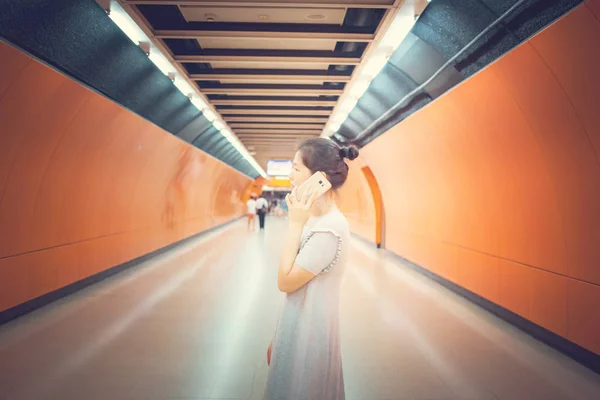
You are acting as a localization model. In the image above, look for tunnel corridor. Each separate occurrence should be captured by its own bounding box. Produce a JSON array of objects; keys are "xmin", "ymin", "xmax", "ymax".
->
[{"xmin": 1, "ymin": 0, "xmax": 600, "ymax": 399}]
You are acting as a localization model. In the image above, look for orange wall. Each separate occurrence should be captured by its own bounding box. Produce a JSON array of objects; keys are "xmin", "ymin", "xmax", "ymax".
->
[
  {"xmin": 0, "ymin": 42, "xmax": 251, "ymax": 312},
  {"xmin": 337, "ymin": 157, "xmax": 379, "ymax": 244},
  {"xmin": 362, "ymin": 2, "xmax": 600, "ymax": 356}
]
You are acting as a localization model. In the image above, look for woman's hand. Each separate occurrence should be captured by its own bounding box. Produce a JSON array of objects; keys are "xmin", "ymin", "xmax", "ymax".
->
[
  {"xmin": 267, "ymin": 341, "xmax": 273, "ymax": 366},
  {"xmin": 285, "ymin": 186, "xmax": 318, "ymax": 227}
]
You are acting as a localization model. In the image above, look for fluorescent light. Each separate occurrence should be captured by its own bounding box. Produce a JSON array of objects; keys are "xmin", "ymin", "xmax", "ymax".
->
[
  {"xmin": 362, "ymin": 52, "xmax": 389, "ymax": 79},
  {"xmin": 225, "ymin": 135, "xmax": 237, "ymax": 144},
  {"xmin": 379, "ymin": 15, "xmax": 416, "ymax": 51},
  {"xmin": 348, "ymin": 79, "xmax": 371, "ymax": 99},
  {"xmin": 220, "ymin": 128, "xmax": 235, "ymax": 141},
  {"xmin": 148, "ymin": 51, "xmax": 175, "ymax": 76},
  {"xmin": 233, "ymin": 141, "xmax": 267, "ymax": 178},
  {"xmin": 109, "ymin": 9, "xmax": 146, "ymax": 45},
  {"xmin": 338, "ymin": 97, "xmax": 358, "ymax": 114},
  {"xmin": 329, "ymin": 121, "xmax": 342, "ymax": 132},
  {"xmin": 332, "ymin": 110, "xmax": 350, "ymax": 124},
  {"xmin": 325, "ymin": 78, "xmax": 370, "ymax": 134},
  {"xmin": 221, "ymin": 130, "xmax": 267, "ymax": 177},
  {"xmin": 190, "ymin": 97, "xmax": 207, "ymax": 111},
  {"xmin": 108, "ymin": 1, "xmax": 266, "ymax": 178},
  {"xmin": 213, "ymin": 120, "xmax": 225, "ymax": 131},
  {"xmin": 321, "ymin": 126, "xmax": 334, "ymax": 136},
  {"xmin": 320, "ymin": 2, "xmax": 420, "ymax": 139},
  {"xmin": 174, "ymin": 79, "xmax": 194, "ymax": 96},
  {"xmin": 202, "ymin": 109, "xmax": 217, "ymax": 122}
]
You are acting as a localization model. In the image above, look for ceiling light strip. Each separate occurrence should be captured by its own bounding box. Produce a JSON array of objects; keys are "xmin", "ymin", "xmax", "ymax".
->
[
  {"xmin": 321, "ymin": 0, "xmax": 430, "ymax": 138},
  {"xmin": 107, "ymin": 0, "xmax": 266, "ymax": 177}
]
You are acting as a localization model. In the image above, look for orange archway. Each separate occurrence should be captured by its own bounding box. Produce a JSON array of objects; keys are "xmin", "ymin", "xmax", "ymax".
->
[
  {"xmin": 336, "ymin": 158, "xmax": 383, "ymax": 247},
  {"xmin": 361, "ymin": 165, "xmax": 384, "ymax": 248}
]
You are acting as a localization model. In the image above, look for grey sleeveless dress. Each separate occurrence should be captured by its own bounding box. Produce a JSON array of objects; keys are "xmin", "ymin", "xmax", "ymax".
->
[{"xmin": 263, "ymin": 209, "xmax": 350, "ymax": 400}]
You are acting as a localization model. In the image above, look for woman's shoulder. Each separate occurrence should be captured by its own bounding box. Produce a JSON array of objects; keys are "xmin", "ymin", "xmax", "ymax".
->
[{"xmin": 311, "ymin": 209, "xmax": 349, "ymax": 236}]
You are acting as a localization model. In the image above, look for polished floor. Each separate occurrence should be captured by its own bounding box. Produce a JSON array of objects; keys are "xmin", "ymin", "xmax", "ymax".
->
[{"xmin": 1, "ymin": 218, "xmax": 600, "ymax": 400}]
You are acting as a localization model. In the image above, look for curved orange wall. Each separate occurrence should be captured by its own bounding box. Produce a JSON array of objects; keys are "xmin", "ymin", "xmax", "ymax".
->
[
  {"xmin": 0, "ymin": 42, "xmax": 250, "ymax": 312},
  {"xmin": 362, "ymin": 2, "xmax": 600, "ymax": 356},
  {"xmin": 337, "ymin": 157, "xmax": 379, "ymax": 244}
]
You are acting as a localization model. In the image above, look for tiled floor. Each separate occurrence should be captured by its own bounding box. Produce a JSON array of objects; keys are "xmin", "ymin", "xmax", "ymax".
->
[{"xmin": 1, "ymin": 218, "xmax": 599, "ymax": 400}]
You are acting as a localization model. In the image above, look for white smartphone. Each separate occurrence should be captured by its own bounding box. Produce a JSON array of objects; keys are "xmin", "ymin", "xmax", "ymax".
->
[{"xmin": 294, "ymin": 171, "xmax": 332, "ymax": 201}]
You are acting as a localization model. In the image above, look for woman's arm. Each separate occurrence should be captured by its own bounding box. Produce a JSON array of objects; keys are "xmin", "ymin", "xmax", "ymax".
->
[
  {"xmin": 278, "ymin": 231, "xmax": 340, "ymax": 293},
  {"xmin": 277, "ymin": 221, "xmax": 306, "ymax": 290},
  {"xmin": 277, "ymin": 189, "xmax": 319, "ymax": 292}
]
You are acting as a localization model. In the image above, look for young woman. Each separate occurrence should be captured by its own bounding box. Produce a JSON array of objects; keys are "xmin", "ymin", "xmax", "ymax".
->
[{"xmin": 263, "ymin": 138, "xmax": 359, "ymax": 400}]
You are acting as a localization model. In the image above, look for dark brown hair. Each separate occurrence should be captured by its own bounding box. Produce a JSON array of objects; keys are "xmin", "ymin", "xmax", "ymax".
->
[{"xmin": 297, "ymin": 138, "xmax": 359, "ymax": 190}]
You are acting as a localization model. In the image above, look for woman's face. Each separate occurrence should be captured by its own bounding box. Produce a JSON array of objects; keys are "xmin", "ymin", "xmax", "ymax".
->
[{"xmin": 289, "ymin": 151, "xmax": 312, "ymax": 188}]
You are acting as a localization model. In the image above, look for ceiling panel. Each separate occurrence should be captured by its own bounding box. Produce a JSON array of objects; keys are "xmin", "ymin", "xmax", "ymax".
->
[
  {"xmin": 180, "ymin": 6, "xmax": 347, "ymax": 25},
  {"xmin": 127, "ymin": 0, "xmax": 396, "ymax": 7},
  {"xmin": 209, "ymin": 62, "xmax": 333, "ymax": 70},
  {"xmin": 229, "ymin": 123, "xmax": 326, "ymax": 129},
  {"xmin": 197, "ymin": 37, "xmax": 338, "ymax": 51},
  {"xmin": 219, "ymin": 109, "xmax": 333, "ymax": 115},
  {"xmin": 127, "ymin": 1, "xmax": 390, "ymax": 172}
]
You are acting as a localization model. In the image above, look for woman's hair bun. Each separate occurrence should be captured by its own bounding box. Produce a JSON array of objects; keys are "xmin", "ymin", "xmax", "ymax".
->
[{"xmin": 339, "ymin": 145, "xmax": 359, "ymax": 161}]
